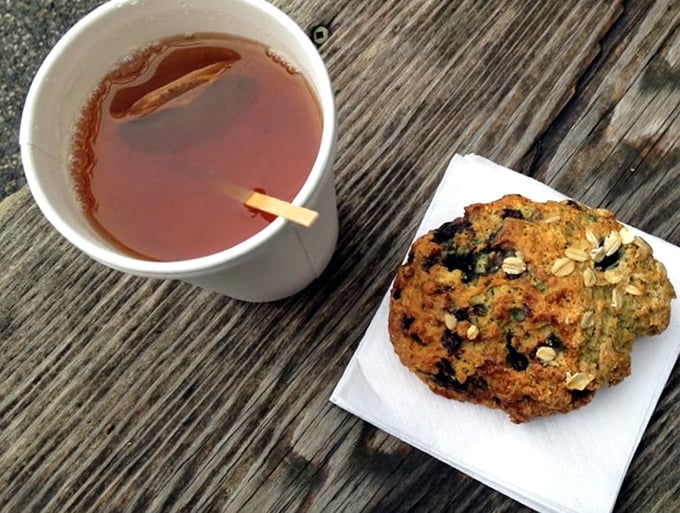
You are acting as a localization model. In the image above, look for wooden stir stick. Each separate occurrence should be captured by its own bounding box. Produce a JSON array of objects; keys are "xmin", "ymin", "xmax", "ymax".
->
[
  {"xmin": 190, "ymin": 168, "xmax": 319, "ymax": 228},
  {"xmin": 245, "ymin": 191, "xmax": 319, "ymax": 227},
  {"xmin": 118, "ymin": 61, "xmax": 320, "ymax": 228}
]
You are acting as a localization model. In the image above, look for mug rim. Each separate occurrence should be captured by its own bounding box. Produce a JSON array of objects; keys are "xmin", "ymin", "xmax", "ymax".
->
[{"xmin": 20, "ymin": 0, "xmax": 336, "ymax": 277}]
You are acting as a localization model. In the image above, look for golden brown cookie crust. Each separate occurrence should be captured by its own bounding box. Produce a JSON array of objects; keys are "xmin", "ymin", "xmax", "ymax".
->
[{"xmin": 388, "ymin": 194, "xmax": 675, "ymax": 422}]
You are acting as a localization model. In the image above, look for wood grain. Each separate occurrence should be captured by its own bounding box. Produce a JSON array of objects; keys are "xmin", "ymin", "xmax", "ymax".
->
[
  {"xmin": 523, "ymin": 0, "xmax": 680, "ymax": 242},
  {"xmin": 1, "ymin": 1, "xmax": 678, "ymax": 512}
]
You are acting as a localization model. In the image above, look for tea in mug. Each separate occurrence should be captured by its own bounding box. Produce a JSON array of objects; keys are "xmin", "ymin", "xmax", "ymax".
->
[{"xmin": 70, "ymin": 33, "xmax": 322, "ymax": 261}]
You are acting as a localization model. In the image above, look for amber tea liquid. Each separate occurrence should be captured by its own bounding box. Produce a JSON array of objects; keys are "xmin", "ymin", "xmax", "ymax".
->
[{"xmin": 71, "ymin": 34, "xmax": 322, "ymax": 261}]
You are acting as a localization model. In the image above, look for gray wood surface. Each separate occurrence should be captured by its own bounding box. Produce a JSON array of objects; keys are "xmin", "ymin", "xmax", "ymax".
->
[{"xmin": 1, "ymin": 1, "xmax": 678, "ymax": 512}]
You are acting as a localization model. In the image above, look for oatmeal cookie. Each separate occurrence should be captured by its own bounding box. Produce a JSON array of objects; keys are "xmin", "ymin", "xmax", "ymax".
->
[{"xmin": 388, "ymin": 194, "xmax": 675, "ymax": 422}]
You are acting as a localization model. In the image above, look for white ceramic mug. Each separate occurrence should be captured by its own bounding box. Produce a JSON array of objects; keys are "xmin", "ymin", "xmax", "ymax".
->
[{"xmin": 20, "ymin": 0, "xmax": 337, "ymax": 302}]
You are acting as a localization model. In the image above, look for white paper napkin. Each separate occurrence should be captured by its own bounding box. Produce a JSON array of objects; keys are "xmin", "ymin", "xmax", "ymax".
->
[{"xmin": 330, "ymin": 154, "xmax": 680, "ymax": 513}]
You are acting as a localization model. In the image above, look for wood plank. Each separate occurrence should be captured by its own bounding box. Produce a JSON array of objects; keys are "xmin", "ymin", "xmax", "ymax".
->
[
  {"xmin": 521, "ymin": 0, "xmax": 680, "ymax": 242},
  {"xmin": 2, "ymin": 1, "xmax": 677, "ymax": 513}
]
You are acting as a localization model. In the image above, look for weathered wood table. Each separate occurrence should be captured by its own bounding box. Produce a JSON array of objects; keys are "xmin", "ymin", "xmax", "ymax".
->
[{"xmin": 1, "ymin": 1, "xmax": 678, "ymax": 511}]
